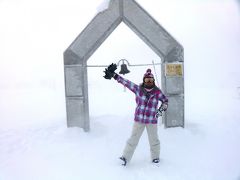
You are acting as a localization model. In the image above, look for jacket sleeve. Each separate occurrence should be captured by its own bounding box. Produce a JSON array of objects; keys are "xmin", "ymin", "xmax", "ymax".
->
[
  {"xmin": 114, "ymin": 74, "xmax": 139, "ymax": 94},
  {"xmin": 159, "ymin": 90, "xmax": 168, "ymax": 104}
]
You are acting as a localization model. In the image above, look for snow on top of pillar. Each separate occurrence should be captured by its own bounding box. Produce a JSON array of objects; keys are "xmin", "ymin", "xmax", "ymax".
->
[{"xmin": 96, "ymin": 0, "xmax": 111, "ymax": 13}]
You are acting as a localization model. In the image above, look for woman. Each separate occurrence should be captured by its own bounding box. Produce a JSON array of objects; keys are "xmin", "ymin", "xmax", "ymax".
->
[{"xmin": 104, "ymin": 65, "xmax": 168, "ymax": 166}]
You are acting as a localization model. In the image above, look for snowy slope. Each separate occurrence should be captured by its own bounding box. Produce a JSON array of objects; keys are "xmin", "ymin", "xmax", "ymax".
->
[{"xmin": 0, "ymin": 0, "xmax": 240, "ymax": 180}]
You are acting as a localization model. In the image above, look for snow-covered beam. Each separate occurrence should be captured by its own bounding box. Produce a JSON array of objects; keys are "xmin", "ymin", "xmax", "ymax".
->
[
  {"xmin": 122, "ymin": 0, "xmax": 175, "ymax": 58},
  {"xmin": 64, "ymin": 0, "xmax": 122, "ymax": 65}
]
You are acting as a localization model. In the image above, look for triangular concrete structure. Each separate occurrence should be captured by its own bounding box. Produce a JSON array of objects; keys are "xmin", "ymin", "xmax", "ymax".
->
[{"xmin": 64, "ymin": 0, "xmax": 184, "ymax": 131}]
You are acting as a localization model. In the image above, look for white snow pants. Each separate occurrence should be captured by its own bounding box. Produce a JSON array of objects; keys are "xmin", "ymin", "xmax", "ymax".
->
[{"xmin": 122, "ymin": 121, "xmax": 160, "ymax": 162}]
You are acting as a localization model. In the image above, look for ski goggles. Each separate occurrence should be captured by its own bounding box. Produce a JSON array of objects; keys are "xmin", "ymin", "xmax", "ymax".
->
[{"xmin": 144, "ymin": 78, "xmax": 154, "ymax": 83}]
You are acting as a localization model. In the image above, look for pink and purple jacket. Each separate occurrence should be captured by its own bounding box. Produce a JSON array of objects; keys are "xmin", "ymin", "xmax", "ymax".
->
[{"xmin": 115, "ymin": 75, "xmax": 168, "ymax": 124}]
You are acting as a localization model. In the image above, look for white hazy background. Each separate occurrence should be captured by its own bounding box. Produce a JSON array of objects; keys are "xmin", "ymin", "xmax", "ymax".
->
[{"xmin": 0, "ymin": 0, "xmax": 240, "ymax": 180}]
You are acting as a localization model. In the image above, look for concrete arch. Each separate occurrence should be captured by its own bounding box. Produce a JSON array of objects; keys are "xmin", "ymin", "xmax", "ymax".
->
[{"xmin": 64, "ymin": 0, "xmax": 184, "ymax": 131}]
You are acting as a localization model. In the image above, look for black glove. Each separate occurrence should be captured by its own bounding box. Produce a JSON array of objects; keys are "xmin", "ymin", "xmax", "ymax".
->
[
  {"xmin": 103, "ymin": 63, "xmax": 117, "ymax": 80},
  {"xmin": 156, "ymin": 103, "xmax": 168, "ymax": 118},
  {"xmin": 161, "ymin": 103, "xmax": 168, "ymax": 111}
]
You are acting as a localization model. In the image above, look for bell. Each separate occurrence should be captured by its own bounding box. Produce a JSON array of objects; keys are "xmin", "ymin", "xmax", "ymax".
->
[{"xmin": 119, "ymin": 64, "xmax": 130, "ymax": 75}]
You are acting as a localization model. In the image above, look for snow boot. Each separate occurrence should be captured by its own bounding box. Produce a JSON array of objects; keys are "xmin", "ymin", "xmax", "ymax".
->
[
  {"xmin": 152, "ymin": 158, "xmax": 160, "ymax": 163},
  {"xmin": 119, "ymin": 156, "xmax": 127, "ymax": 166}
]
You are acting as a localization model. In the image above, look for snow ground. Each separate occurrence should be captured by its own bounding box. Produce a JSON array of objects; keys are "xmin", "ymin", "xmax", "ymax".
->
[
  {"xmin": 0, "ymin": 87, "xmax": 240, "ymax": 180},
  {"xmin": 0, "ymin": 0, "xmax": 240, "ymax": 180}
]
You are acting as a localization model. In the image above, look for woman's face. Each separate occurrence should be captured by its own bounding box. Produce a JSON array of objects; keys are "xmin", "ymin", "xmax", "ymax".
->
[{"xmin": 144, "ymin": 78, "xmax": 155, "ymax": 88}]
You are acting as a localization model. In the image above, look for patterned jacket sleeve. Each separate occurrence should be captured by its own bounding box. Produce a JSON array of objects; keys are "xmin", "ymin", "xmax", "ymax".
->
[
  {"xmin": 159, "ymin": 90, "xmax": 168, "ymax": 104},
  {"xmin": 114, "ymin": 74, "xmax": 139, "ymax": 94}
]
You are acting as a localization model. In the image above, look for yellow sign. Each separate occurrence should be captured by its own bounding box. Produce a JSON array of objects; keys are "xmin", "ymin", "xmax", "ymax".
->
[{"xmin": 165, "ymin": 64, "xmax": 183, "ymax": 76}]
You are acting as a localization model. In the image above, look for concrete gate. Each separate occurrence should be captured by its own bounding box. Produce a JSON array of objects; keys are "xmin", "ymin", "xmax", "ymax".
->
[{"xmin": 64, "ymin": 0, "xmax": 184, "ymax": 131}]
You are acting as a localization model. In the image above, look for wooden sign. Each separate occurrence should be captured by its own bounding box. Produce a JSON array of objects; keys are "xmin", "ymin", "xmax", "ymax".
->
[{"xmin": 165, "ymin": 63, "xmax": 183, "ymax": 76}]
